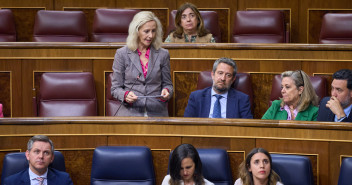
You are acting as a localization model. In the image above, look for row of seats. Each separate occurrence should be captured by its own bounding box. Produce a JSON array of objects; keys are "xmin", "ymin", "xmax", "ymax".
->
[
  {"xmin": 2, "ymin": 146, "xmax": 333, "ymax": 185},
  {"xmin": 0, "ymin": 9, "xmax": 351, "ymax": 43},
  {"xmin": 33, "ymin": 72, "xmax": 327, "ymax": 117}
]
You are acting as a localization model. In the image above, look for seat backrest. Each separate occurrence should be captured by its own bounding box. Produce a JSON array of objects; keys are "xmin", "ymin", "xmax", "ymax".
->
[
  {"xmin": 35, "ymin": 72, "xmax": 97, "ymax": 117},
  {"xmin": 167, "ymin": 10, "xmax": 222, "ymax": 42},
  {"xmin": 233, "ymin": 10, "xmax": 286, "ymax": 43},
  {"xmin": 106, "ymin": 73, "xmax": 120, "ymax": 116},
  {"xmin": 91, "ymin": 146, "xmax": 155, "ymax": 185},
  {"xmin": 167, "ymin": 148, "xmax": 232, "ymax": 185},
  {"xmin": 319, "ymin": 13, "xmax": 352, "ymax": 44},
  {"xmin": 33, "ymin": 10, "xmax": 88, "ymax": 42},
  {"xmin": 92, "ymin": 9, "xmax": 140, "ymax": 42},
  {"xmin": 1, "ymin": 151, "xmax": 66, "ymax": 185},
  {"xmin": 271, "ymin": 154, "xmax": 314, "ymax": 185},
  {"xmin": 338, "ymin": 157, "xmax": 352, "ymax": 185},
  {"xmin": 196, "ymin": 71, "xmax": 253, "ymax": 110},
  {"xmin": 269, "ymin": 74, "xmax": 327, "ymax": 106},
  {"xmin": 0, "ymin": 9, "xmax": 16, "ymax": 42},
  {"xmin": 197, "ymin": 149, "xmax": 233, "ymax": 185}
]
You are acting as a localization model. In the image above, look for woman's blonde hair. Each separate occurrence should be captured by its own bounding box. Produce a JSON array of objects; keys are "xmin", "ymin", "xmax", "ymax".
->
[
  {"xmin": 126, "ymin": 11, "xmax": 163, "ymax": 51},
  {"xmin": 280, "ymin": 70, "xmax": 319, "ymax": 111},
  {"xmin": 238, "ymin": 148, "xmax": 281, "ymax": 185}
]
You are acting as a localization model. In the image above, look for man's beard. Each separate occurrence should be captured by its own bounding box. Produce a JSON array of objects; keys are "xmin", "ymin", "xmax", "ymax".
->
[{"xmin": 213, "ymin": 84, "xmax": 230, "ymax": 94}]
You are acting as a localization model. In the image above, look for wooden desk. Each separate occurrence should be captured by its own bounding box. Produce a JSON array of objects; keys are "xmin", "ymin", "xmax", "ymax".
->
[
  {"xmin": 0, "ymin": 43, "xmax": 351, "ymax": 118},
  {"xmin": 0, "ymin": 117, "xmax": 351, "ymax": 185}
]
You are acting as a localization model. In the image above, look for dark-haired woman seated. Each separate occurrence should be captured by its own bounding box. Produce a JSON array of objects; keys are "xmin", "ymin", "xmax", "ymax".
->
[
  {"xmin": 161, "ymin": 144, "xmax": 214, "ymax": 185},
  {"xmin": 235, "ymin": 148, "xmax": 283, "ymax": 185},
  {"xmin": 164, "ymin": 3, "xmax": 215, "ymax": 43}
]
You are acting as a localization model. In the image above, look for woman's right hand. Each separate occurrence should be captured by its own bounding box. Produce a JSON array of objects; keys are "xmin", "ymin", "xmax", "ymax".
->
[{"xmin": 125, "ymin": 91, "xmax": 138, "ymax": 103}]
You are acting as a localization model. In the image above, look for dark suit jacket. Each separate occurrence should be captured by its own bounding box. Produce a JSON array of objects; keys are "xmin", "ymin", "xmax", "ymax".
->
[
  {"xmin": 111, "ymin": 45, "xmax": 173, "ymax": 117},
  {"xmin": 184, "ymin": 87, "xmax": 253, "ymax": 118},
  {"xmin": 317, "ymin": 97, "xmax": 352, "ymax": 122},
  {"xmin": 3, "ymin": 168, "xmax": 73, "ymax": 185}
]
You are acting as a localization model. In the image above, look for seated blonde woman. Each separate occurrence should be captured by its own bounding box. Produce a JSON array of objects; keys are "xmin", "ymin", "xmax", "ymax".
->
[{"xmin": 262, "ymin": 70, "xmax": 319, "ymax": 121}]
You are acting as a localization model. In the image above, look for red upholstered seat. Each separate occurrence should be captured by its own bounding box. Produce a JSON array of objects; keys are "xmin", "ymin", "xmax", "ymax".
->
[
  {"xmin": 0, "ymin": 9, "xmax": 16, "ymax": 42},
  {"xmin": 167, "ymin": 10, "xmax": 222, "ymax": 42},
  {"xmin": 269, "ymin": 75, "xmax": 327, "ymax": 106},
  {"xmin": 196, "ymin": 71, "xmax": 254, "ymax": 110},
  {"xmin": 92, "ymin": 9, "xmax": 140, "ymax": 42},
  {"xmin": 105, "ymin": 73, "xmax": 120, "ymax": 116},
  {"xmin": 33, "ymin": 10, "xmax": 88, "ymax": 42},
  {"xmin": 319, "ymin": 13, "xmax": 352, "ymax": 44},
  {"xmin": 33, "ymin": 72, "xmax": 97, "ymax": 117},
  {"xmin": 232, "ymin": 10, "xmax": 288, "ymax": 43}
]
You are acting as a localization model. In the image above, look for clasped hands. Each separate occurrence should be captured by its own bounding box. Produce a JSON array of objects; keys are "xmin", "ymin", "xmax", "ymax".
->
[{"xmin": 125, "ymin": 89, "xmax": 170, "ymax": 103}]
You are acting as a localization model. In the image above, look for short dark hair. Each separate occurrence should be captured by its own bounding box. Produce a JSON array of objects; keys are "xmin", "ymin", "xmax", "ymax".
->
[
  {"xmin": 27, "ymin": 135, "xmax": 54, "ymax": 152},
  {"xmin": 169, "ymin": 144, "xmax": 204, "ymax": 185},
  {"xmin": 333, "ymin": 69, "xmax": 352, "ymax": 90},
  {"xmin": 212, "ymin": 57, "xmax": 237, "ymax": 77}
]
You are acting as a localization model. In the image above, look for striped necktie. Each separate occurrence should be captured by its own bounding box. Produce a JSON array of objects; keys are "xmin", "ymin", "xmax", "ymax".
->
[{"xmin": 36, "ymin": 177, "xmax": 44, "ymax": 185}]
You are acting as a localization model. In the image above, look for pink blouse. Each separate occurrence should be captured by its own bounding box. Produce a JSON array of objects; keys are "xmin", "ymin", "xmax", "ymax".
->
[{"xmin": 137, "ymin": 48, "xmax": 150, "ymax": 79}]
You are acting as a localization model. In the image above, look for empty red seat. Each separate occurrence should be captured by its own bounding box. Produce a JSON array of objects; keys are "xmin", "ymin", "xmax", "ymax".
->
[
  {"xmin": 92, "ymin": 9, "xmax": 140, "ymax": 42},
  {"xmin": 33, "ymin": 10, "xmax": 88, "ymax": 42},
  {"xmin": 0, "ymin": 9, "xmax": 16, "ymax": 42},
  {"xmin": 319, "ymin": 13, "xmax": 352, "ymax": 44},
  {"xmin": 232, "ymin": 10, "xmax": 288, "ymax": 43},
  {"xmin": 33, "ymin": 72, "xmax": 97, "ymax": 116}
]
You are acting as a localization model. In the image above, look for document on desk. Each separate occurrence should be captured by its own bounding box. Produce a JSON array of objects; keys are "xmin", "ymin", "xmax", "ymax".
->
[{"xmin": 138, "ymin": 95, "xmax": 163, "ymax": 98}]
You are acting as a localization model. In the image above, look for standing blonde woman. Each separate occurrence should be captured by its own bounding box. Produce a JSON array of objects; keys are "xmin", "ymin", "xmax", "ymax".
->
[{"xmin": 111, "ymin": 11, "xmax": 173, "ymax": 117}]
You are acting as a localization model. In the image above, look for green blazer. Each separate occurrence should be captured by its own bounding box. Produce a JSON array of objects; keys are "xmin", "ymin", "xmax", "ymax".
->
[{"xmin": 262, "ymin": 100, "xmax": 318, "ymax": 121}]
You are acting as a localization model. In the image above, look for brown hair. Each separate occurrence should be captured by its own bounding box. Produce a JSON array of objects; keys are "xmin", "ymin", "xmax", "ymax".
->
[
  {"xmin": 172, "ymin": 2, "xmax": 210, "ymax": 39},
  {"xmin": 238, "ymin": 148, "xmax": 281, "ymax": 185}
]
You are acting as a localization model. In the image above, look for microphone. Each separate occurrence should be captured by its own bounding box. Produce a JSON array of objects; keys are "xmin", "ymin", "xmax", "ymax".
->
[{"xmin": 113, "ymin": 73, "xmax": 142, "ymax": 116}]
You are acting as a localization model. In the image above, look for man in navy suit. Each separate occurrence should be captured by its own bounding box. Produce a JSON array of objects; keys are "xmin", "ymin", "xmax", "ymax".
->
[
  {"xmin": 317, "ymin": 69, "xmax": 352, "ymax": 122},
  {"xmin": 184, "ymin": 57, "xmax": 253, "ymax": 118},
  {"xmin": 4, "ymin": 135, "xmax": 73, "ymax": 185}
]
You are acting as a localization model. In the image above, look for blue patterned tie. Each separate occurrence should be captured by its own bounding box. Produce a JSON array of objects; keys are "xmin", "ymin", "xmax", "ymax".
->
[{"xmin": 213, "ymin": 94, "xmax": 222, "ymax": 118}]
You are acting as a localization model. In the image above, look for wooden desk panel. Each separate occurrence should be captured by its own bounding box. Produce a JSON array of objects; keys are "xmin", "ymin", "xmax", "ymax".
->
[
  {"xmin": 0, "ymin": 117, "xmax": 352, "ymax": 185},
  {"xmin": 0, "ymin": 43, "xmax": 351, "ymax": 117}
]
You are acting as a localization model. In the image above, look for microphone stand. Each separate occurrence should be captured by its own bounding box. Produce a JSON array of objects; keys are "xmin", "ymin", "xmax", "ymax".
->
[{"xmin": 113, "ymin": 73, "xmax": 142, "ymax": 116}]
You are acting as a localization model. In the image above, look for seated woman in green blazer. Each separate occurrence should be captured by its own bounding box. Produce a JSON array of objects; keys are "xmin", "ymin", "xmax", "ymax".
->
[{"xmin": 262, "ymin": 70, "xmax": 319, "ymax": 121}]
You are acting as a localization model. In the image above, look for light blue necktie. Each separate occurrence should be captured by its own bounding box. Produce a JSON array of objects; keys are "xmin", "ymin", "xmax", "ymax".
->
[{"xmin": 213, "ymin": 94, "xmax": 222, "ymax": 118}]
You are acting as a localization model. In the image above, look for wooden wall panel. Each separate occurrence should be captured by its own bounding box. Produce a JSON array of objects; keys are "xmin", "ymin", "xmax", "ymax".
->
[
  {"xmin": 0, "ymin": 72, "xmax": 11, "ymax": 117},
  {"xmin": 329, "ymin": 142, "xmax": 352, "ymax": 185},
  {"xmin": 250, "ymin": 73, "xmax": 278, "ymax": 118},
  {"xmin": 0, "ymin": 60, "xmax": 21, "ymax": 117},
  {"xmin": 0, "ymin": 0, "xmax": 53, "ymax": 8},
  {"xmin": 2, "ymin": 8, "xmax": 45, "ymax": 42},
  {"xmin": 256, "ymin": 139, "xmax": 329, "ymax": 185},
  {"xmin": 54, "ymin": 0, "xmax": 116, "ymax": 10}
]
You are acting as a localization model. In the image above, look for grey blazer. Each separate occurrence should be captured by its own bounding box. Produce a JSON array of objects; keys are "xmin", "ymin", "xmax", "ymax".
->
[{"xmin": 111, "ymin": 45, "xmax": 173, "ymax": 117}]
